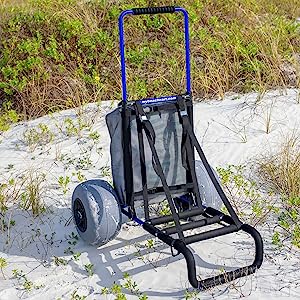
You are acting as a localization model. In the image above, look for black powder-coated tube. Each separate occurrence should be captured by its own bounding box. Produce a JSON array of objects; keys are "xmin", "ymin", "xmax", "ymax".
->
[
  {"xmin": 150, "ymin": 207, "xmax": 204, "ymax": 226},
  {"xmin": 163, "ymin": 215, "xmax": 222, "ymax": 235}
]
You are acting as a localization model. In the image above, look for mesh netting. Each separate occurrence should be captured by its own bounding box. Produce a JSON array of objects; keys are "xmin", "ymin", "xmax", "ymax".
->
[{"xmin": 106, "ymin": 106, "xmax": 187, "ymax": 204}]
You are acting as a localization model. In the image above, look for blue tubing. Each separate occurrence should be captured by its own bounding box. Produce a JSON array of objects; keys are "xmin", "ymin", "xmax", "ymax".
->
[
  {"xmin": 121, "ymin": 206, "xmax": 144, "ymax": 225},
  {"xmin": 118, "ymin": 7, "xmax": 191, "ymax": 103}
]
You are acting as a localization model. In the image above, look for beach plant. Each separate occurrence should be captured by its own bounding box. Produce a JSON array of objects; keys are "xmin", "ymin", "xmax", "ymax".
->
[
  {"xmin": 64, "ymin": 246, "xmax": 74, "ymax": 255},
  {"xmin": 0, "ymin": 101, "xmax": 19, "ymax": 132},
  {"xmin": 101, "ymin": 272, "xmax": 148, "ymax": 299},
  {"xmin": 257, "ymin": 134, "xmax": 300, "ymax": 248},
  {"xmin": 70, "ymin": 289, "xmax": 87, "ymax": 300},
  {"xmin": 217, "ymin": 165, "xmax": 272, "ymax": 225},
  {"xmin": 84, "ymin": 263, "xmax": 94, "ymax": 277},
  {"xmin": 157, "ymin": 200, "xmax": 171, "ymax": 217},
  {"xmin": 0, "ymin": 177, "xmax": 21, "ymax": 233},
  {"xmin": 64, "ymin": 118, "xmax": 80, "ymax": 137},
  {"xmin": 146, "ymin": 239, "xmax": 154, "ymax": 249},
  {"xmin": 22, "ymin": 123, "xmax": 54, "ymax": 151},
  {"xmin": 11, "ymin": 269, "xmax": 44, "ymax": 291},
  {"xmin": 72, "ymin": 170, "xmax": 86, "ymax": 183},
  {"xmin": 257, "ymin": 134, "xmax": 300, "ymax": 198},
  {"xmin": 0, "ymin": 170, "xmax": 47, "ymax": 242},
  {"xmin": 64, "ymin": 117, "xmax": 91, "ymax": 138},
  {"xmin": 101, "ymin": 283, "xmax": 126, "ymax": 299},
  {"xmin": 0, "ymin": 257, "xmax": 8, "ymax": 279},
  {"xmin": 0, "ymin": 181, "xmax": 11, "ymax": 215},
  {"xmin": 88, "ymin": 131, "xmax": 100, "ymax": 144},
  {"xmin": 184, "ymin": 289, "xmax": 200, "ymax": 300},
  {"xmin": 0, "ymin": 170, "xmax": 46, "ymax": 220},
  {"xmin": 19, "ymin": 171, "xmax": 46, "ymax": 216},
  {"xmin": 264, "ymin": 100, "xmax": 275, "ymax": 134},
  {"xmin": 213, "ymin": 119, "xmax": 248, "ymax": 143},
  {"xmin": 76, "ymin": 153, "xmax": 93, "ymax": 170},
  {"xmin": 272, "ymin": 231, "xmax": 282, "ymax": 247},
  {"xmin": 100, "ymin": 166, "xmax": 111, "ymax": 178},
  {"xmin": 59, "ymin": 151, "xmax": 93, "ymax": 171},
  {"xmin": 53, "ymin": 256, "xmax": 68, "ymax": 266},
  {"xmin": 280, "ymin": 197, "xmax": 300, "ymax": 247},
  {"xmin": 64, "ymin": 231, "xmax": 79, "ymax": 254},
  {"xmin": 68, "ymin": 231, "xmax": 79, "ymax": 245},
  {"xmin": 72, "ymin": 252, "xmax": 81, "ymax": 261},
  {"xmin": 58, "ymin": 175, "xmax": 70, "ymax": 194}
]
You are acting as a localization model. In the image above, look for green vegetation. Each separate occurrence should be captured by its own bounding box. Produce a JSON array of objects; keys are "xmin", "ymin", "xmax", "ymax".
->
[
  {"xmin": 217, "ymin": 164, "xmax": 272, "ymax": 226},
  {"xmin": 0, "ymin": 257, "xmax": 8, "ymax": 279},
  {"xmin": 101, "ymin": 272, "xmax": 148, "ymax": 300},
  {"xmin": 58, "ymin": 175, "xmax": 71, "ymax": 194},
  {"xmin": 257, "ymin": 134, "xmax": 300, "ymax": 248},
  {"xmin": 0, "ymin": 170, "xmax": 46, "ymax": 241},
  {"xmin": 0, "ymin": 100, "xmax": 19, "ymax": 132},
  {"xmin": 12, "ymin": 268, "xmax": 44, "ymax": 291},
  {"xmin": 22, "ymin": 123, "xmax": 54, "ymax": 151},
  {"xmin": 258, "ymin": 134, "xmax": 300, "ymax": 199},
  {"xmin": 84, "ymin": 263, "xmax": 94, "ymax": 277},
  {"xmin": 19, "ymin": 171, "xmax": 46, "ymax": 216},
  {"xmin": 217, "ymin": 159, "xmax": 300, "ymax": 248},
  {"xmin": 0, "ymin": 0, "xmax": 299, "ymax": 123},
  {"xmin": 70, "ymin": 290, "xmax": 87, "ymax": 300}
]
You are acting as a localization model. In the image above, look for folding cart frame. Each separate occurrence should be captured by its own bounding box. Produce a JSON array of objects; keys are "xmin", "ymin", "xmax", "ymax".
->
[{"xmin": 113, "ymin": 6, "xmax": 263, "ymax": 290}]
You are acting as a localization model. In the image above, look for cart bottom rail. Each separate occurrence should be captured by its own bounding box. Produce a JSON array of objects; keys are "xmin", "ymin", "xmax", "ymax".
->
[{"xmin": 122, "ymin": 206, "xmax": 263, "ymax": 290}]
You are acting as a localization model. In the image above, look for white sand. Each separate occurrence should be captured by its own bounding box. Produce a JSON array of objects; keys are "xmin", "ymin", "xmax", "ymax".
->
[{"xmin": 0, "ymin": 89, "xmax": 299, "ymax": 299}]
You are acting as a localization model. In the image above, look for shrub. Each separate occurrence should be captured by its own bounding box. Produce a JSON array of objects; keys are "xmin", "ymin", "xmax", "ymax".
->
[
  {"xmin": 0, "ymin": 0, "xmax": 299, "ymax": 120},
  {"xmin": 217, "ymin": 164, "xmax": 272, "ymax": 226},
  {"xmin": 0, "ymin": 101, "xmax": 19, "ymax": 132}
]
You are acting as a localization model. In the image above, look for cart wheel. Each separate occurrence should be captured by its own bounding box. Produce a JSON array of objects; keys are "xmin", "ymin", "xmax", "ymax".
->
[
  {"xmin": 195, "ymin": 160, "xmax": 222, "ymax": 210},
  {"xmin": 72, "ymin": 179, "xmax": 122, "ymax": 246}
]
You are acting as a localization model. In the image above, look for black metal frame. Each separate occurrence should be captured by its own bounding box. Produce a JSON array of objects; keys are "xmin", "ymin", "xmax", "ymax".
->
[
  {"xmin": 116, "ymin": 5, "xmax": 263, "ymax": 290},
  {"xmin": 118, "ymin": 95, "xmax": 263, "ymax": 290}
]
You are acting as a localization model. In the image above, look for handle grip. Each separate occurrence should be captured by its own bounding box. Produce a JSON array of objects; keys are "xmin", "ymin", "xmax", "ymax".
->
[{"xmin": 132, "ymin": 6, "xmax": 175, "ymax": 15}]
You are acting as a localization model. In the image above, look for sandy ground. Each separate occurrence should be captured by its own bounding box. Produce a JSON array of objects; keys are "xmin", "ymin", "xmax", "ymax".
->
[{"xmin": 0, "ymin": 89, "xmax": 299, "ymax": 299}]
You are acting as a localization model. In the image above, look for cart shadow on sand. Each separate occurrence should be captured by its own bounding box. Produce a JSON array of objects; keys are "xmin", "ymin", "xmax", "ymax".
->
[
  {"xmin": 91, "ymin": 224, "xmax": 300, "ymax": 299},
  {"xmin": 0, "ymin": 205, "xmax": 255, "ymax": 298},
  {"xmin": 1, "ymin": 206, "xmax": 299, "ymax": 298},
  {"xmin": 83, "ymin": 232, "xmax": 237, "ymax": 298}
]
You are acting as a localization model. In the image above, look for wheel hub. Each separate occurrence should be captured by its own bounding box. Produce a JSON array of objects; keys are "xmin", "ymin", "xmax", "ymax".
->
[{"xmin": 74, "ymin": 198, "xmax": 87, "ymax": 232}]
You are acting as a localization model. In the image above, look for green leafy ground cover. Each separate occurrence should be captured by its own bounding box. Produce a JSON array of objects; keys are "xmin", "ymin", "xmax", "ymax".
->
[{"xmin": 0, "ymin": 0, "xmax": 299, "ymax": 120}]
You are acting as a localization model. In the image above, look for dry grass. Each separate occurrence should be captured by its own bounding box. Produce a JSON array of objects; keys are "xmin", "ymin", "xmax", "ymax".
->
[
  {"xmin": 0, "ymin": 169, "xmax": 46, "ymax": 225},
  {"xmin": 257, "ymin": 133, "xmax": 300, "ymax": 248},
  {"xmin": 17, "ymin": 71, "xmax": 98, "ymax": 120},
  {"xmin": 257, "ymin": 133, "xmax": 300, "ymax": 199}
]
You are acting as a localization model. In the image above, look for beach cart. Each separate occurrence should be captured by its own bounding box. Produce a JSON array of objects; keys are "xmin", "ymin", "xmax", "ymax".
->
[{"xmin": 72, "ymin": 6, "xmax": 263, "ymax": 290}]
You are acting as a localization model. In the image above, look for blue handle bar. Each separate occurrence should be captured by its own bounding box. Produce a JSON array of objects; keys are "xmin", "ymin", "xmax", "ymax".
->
[{"xmin": 118, "ymin": 7, "xmax": 191, "ymax": 103}]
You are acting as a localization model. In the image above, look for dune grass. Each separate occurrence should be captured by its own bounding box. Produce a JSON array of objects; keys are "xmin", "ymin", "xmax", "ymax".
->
[
  {"xmin": 258, "ymin": 135, "xmax": 300, "ymax": 199},
  {"xmin": 257, "ymin": 133, "xmax": 300, "ymax": 247},
  {"xmin": 0, "ymin": 0, "xmax": 299, "ymax": 121}
]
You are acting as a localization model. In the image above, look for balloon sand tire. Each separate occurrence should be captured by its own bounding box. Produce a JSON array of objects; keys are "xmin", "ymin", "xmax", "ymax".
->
[{"xmin": 72, "ymin": 179, "xmax": 122, "ymax": 247}]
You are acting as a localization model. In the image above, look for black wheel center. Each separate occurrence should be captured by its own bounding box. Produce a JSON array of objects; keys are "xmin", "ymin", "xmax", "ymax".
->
[{"xmin": 74, "ymin": 198, "xmax": 87, "ymax": 232}]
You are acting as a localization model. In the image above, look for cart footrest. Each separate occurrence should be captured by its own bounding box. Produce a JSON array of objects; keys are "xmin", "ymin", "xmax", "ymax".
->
[
  {"xmin": 141, "ymin": 212, "xmax": 263, "ymax": 290},
  {"xmin": 172, "ymin": 223, "xmax": 263, "ymax": 289}
]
